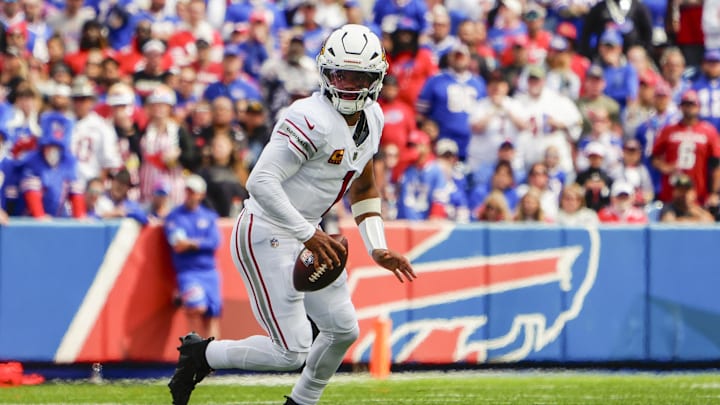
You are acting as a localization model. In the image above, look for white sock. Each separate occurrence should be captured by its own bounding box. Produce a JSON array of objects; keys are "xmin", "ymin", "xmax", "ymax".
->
[
  {"xmin": 205, "ymin": 336, "xmax": 307, "ymax": 371},
  {"xmin": 290, "ymin": 328, "xmax": 358, "ymax": 405}
]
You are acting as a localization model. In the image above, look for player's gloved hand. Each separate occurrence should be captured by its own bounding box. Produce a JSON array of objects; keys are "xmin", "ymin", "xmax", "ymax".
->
[
  {"xmin": 304, "ymin": 230, "xmax": 346, "ymax": 269},
  {"xmin": 371, "ymin": 249, "xmax": 417, "ymax": 283}
]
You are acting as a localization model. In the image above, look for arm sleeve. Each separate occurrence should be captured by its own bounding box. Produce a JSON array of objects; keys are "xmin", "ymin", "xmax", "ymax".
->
[{"xmin": 246, "ymin": 136, "xmax": 317, "ymax": 242}]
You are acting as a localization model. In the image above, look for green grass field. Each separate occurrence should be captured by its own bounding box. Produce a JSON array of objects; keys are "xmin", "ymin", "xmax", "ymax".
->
[{"xmin": 1, "ymin": 371, "xmax": 720, "ymax": 404}]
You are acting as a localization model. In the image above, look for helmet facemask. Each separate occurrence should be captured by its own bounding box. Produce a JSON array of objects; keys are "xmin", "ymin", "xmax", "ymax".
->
[{"xmin": 317, "ymin": 24, "xmax": 388, "ymax": 115}]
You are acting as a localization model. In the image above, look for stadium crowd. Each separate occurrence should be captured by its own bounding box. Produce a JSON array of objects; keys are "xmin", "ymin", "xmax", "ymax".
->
[{"xmin": 0, "ymin": 0, "xmax": 719, "ymax": 226}]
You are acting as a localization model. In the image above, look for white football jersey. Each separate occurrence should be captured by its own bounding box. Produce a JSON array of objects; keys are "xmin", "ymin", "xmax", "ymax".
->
[
  {"xmin": 71, "ymin": 112, "xmax": 123, "ymax": 185},
  {"xmin": 245, "ymin": 93, "xmax": 382, "ymax": 228}
]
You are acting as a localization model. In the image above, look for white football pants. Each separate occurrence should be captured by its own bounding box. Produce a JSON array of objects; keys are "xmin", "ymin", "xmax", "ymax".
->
[{"xmin": 205, "ymin": 209, "xmax": 359, "ymax": 405}]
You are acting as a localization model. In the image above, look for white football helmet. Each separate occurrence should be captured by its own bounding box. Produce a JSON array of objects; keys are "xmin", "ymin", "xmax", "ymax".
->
[{"xmin": 317, "ymin": 24, "xmax": 388, "ymax": 115}]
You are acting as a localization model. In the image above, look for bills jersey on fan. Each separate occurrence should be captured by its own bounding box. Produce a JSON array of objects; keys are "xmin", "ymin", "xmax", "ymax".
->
[{"xmin": 244, "ymin": 93, "xmax": 382, "ymax": 226}]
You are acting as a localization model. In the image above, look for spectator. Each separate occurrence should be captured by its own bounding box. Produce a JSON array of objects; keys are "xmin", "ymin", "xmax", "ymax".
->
[
  {"xmin": 198, "ymin": 133, "xmax": 249, "ymax": 217},
  {"xmin": 19, "ymin": 113, "xmax": 85, "ymax": 219},
  {"xmin": 374, "ymin": 143, "xmax": 401, "ymax": 220},
  {"xmin": 396, "ymin": 129, "xmax": 449, "ymax": 220},
  {"xmin": 577, "ymin": 64, "xmax": 622, "ymax": 134},
  {"xmin": 294, "ymin": 0, "xmax": 332, "ymax": 59},
  {"xmin": 196, "ymin": 96, "xmax": 246, "ymax": 171},
  {"xmin": 92, "ymin": 168, "xmax": 149, "ymax": 225},
  {"xmin": 435, "ymin": 139, "xmax": 470, "ymax": 223},
  {"xmin": 416, "ymin": 43, "xmax": 486, "ymax": 162},
  {"xmin": 238, "ymin": 100, "xmax": 270, "ymax": 173},
  {"xmin": 667, "ymin": 0, "xmax": 704, "ymax": 68},
  {"xmin": 555, "ymin": 22, "xmax": 591, "ymax": 84},
  {"xmin": 22, "ymin": 0, "xmax": 51, "ymax": 62},
  {"xmin": 85, "ymin": 177, "xmax": 110, "ymax": 219},
  {"xmin": 6, "ymin": 80, "xmax": 41, "ymax": 159},
  {"xmin": 658, "ymin": 47, "xmax": 691, "ymax": 104},
  {"xmin": 623, "ymin": 71, "xmax": 660, "ymax": 138},
  {"xmin": 660, "ymin": 174, "xmax": 715, "ymax": 222},
  {"xmin": 46, "ymin": 0, "xmax": 96, "ymax": 54},
  {"xmin": 384, "ymin": 17, "xmax": 438, "ymax": 112},
  {"xmin": 612, "ymin": 138, "xmax": 655, "ymax": 207},
  {"xmin": 236, "ymin": 10, "xmax": 271, "ymax": 82},
  {"xmin": 520, "ymin": 3, "xmax": 551, "ymax": 66},
  {"xmin": 372, "ymin": 0, "xmax": 428, "ymax": 38},
  {"xmin": 515, "ymin": 64, "xmax": 582, "ymax": 175},
  {"xmin": 545, "ymin": 36, "xmax": 581, "ymax": 100},
  {"xmin": 487, "ymin": 0, "xmax": 526, "ymax": 56},
  {"xmin": 456, "ymin": 19, "xmax": 496, "ymax": 81},
  {"xmin": 69, "ymin": 76, "xmax": 122, "ymax": 186},
  {"xmin": 580, "ymin": 0, "xmax": 652, "ymax": 58},
  {"xmin": 259, "ymin": 35, "xmax": 319, "ymax": 122},
  {"xmin": 133, "ymin": 39, "xmax": 173, "ymax": 101},
  {"xmin": 191, "ymin": 38, "xmax": 223, "ymax": 95},
  {"xmin": 517, "ymin": 162, "xmax": 560, "ymax": 220},
  {"xmin": 164, "ymin": 174, "xmax": 222, "ymax": 340},
  {"xmin": 139, "ymin": 85, "xmax": 196, "ymax": 206},
  {"xmin": 469, "ymin": 159, "xmax": 520, "ymax": 216},
  {"xmin": 167, "ymin": 0, "xmax": 223, "ymax": 66},
  {"xmin": 202, "ymin": 46, "xmax": 262, "ymax": 103},
  {"xmin": 499, "ymin": 34, "xmax": 530, "ymax": 93},
  {"xmin": 598, "ymin": 180, "xmax": 648, "ymax": 223},
  {"xmin": 146, "ymin": 179, "xmax": 172, "ymax": 223},
  {"xmin": 594, "ymin": 29, "xmax": 639, "ymax": 111},
  {"xmin": 544, "ymin": 145, "xmax": 567, "ymax": 196},
  {"xmin": 514, "ymin": 186, "xmax": 548, "ymax": 222},
  {"xmin": 64, "ymin": 20, "xmax": 114, "ymax": 75},
  {"xmin": 691, "ymin": 50, "xmax": 720, "ymax": 131},
  {"xmin": 576, "ymin": 109, "xmax": 623, "ymax": 175},
  {"xmin": 476, "ymin": 190, "xmax": 512, "ymax": 222},
  {"xmin": 136, "ymin": 0, "xmax": 181, "ymax": 43},
  {"xmin": 556, "ymin": 183, "xmax": 600, "ymax": 226},
  {"xmin": 467, "ymin": 71, "xmax": 527, "ymax": 174},
  {"xmin": 652, "ymin": 89, "xmax": 720, "ymax": 206},
  {"xmin": 427, "ymin": 5, "xmax": 460, "ymax": 64},
  {"xmin": 377, "ymin": 74, "xmax": 414, "ymax": 180}
]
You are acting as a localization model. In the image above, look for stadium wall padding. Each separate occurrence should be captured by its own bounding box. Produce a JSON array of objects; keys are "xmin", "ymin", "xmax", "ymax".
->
[{"xmin": 0, "ymin": 219, "xmax": 719, "ymax": 364}]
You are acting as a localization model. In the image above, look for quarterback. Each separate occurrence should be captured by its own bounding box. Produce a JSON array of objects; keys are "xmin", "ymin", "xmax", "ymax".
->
[{"xmin": 169, "ymin": 24, "xmax": 416, "ymax": 405}]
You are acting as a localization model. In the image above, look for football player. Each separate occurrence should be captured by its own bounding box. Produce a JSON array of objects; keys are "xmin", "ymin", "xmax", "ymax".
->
[{"xmin": 168, "ymin": 24, "xmax": 416, "ymax": 405}]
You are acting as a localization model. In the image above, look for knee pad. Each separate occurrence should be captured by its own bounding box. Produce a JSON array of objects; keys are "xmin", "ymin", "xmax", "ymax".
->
[
  {"xmin": 331, "ymin": 323, "xmax": 360, "ymax": 347},
  {"xmin": 276, "ymin": 347, "xmax": 308, "ymax": 371}
]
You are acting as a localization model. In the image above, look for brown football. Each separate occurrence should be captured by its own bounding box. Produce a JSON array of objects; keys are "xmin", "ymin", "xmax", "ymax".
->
[{"xmin": 293, "ymin": 234, "xmax": 348, "ymax": 292}]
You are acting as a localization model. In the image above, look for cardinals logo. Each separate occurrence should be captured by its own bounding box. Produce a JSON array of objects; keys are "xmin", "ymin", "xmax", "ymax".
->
[{"xmin": 345, "ymin": 225, "xmax": 600, "ymax": 363}]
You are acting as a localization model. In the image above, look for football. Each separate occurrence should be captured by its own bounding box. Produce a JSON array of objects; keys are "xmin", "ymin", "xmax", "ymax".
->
[{"xmin": 293, "ymin": 234, "xmax": 349, "ymax": 292}]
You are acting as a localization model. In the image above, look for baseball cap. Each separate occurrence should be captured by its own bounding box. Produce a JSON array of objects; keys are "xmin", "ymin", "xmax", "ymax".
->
[
  {"xmin": 195, "ymin": 37, "xmax": 211, "ymax": 49},
  {"xmin": 586, "ymin": 64, "xmax": 605, "ymax": 79},
  {"xmin": 549, "ymin": 35, "xmax": 569, "ymax": 52},
  {"xmin": 600, "ymin": 29, "xmax": 623, "ymax": 47},
  {"xmin": 654, "ymin": 80, "xmax": 672, "ymax": 97},
  {"xmin": 396, "ymin": 17, "xmax": 420, "ymax": 33},
  {"xmin": 112, "ymin": 168, "xmax": 134, "ymax": 187},
  {"xmin": 672, "ymin": 173, "xmax": 694, "ymax": 188},
  {"xmin": 408, "ymin": 129, "xmax": 430, "ymax": 146},
  {"xmin": 502, "ymin": 0, "xmax": 522, "ymax": 15},
  {"xmin": 704, "ymin": 49, "xmax": 720, "ymax": 62},
  {"xmin": 185, "ymin": 174, "xmax": 207, "ymax": 194},
  {"xmin": 584, "ymin": 142, "xmax": 606, "ymax": 158},
  {"xmin": 153, "ymin": 180, "xmax": 171, "ymax": 196},
  {"xmin": 680, "ymin": 89, "xmax": 700, "ymax": 105},
  {"xmin": 146, "ymin": 86, "xmax": 177, "ymax": 105},
  {"xmin": 611, "ymin": 180, "xmax": 634, "ymax": 197},
  {"xmin": 71, "ymin": 76, "xmax": 96, "ymax": 98},
  {"xmin": 50, "ymin": 82, "xmax": 72, "ymax": 97},
  {"xmin": 523, "ymin": 3, "xmax": 546, "ymax": 20},
  {"xmin": 449, "ymin": 42, "xmax": 470, "ymax": 56},
  {"xmin": 639, "ymin": 71, "xmax": 658, "ymax": 87},
  {"xmin": 246, "ymin": 100, "xmax": 264, "ymax": 113},
  {"xmin": 527, "ymin": 64, "xmax": 546, "ymax": 79},
  {"xmin": 223, "ymin": 44, "xmax": 247, "ymax": 58},
  {"xmin": 557, "ymin": 22, "xmax": 577, "ymax": 41},
  {"xmin": 623, "ymin": 138, "xmax": 642, "ymax": 151},
  {"xmin": 142, "ymin": 39, "xmax": 166, "ymax": 54},
  {"xmin": 436, "ymin": 138, "xmax": 459, "ymax": 156},
  {"xmin": 499, "ymin": 139, "xmax": 515, "ymax": 149}
]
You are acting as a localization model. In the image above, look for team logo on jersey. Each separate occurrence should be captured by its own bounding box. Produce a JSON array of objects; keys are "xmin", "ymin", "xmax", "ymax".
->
[
  {"xmin": 270, "ymin": 237, "xmax": 279, "ymax": 248},
  {"xmin": 304, "ymin": 116, "xmax": 315, "ymax": 130},
  {"xmin": 328, "ymin": 149, "xmax": 345, "ymax": 164},
  {"xmin": 197, "ymin": 219, "xmax": 209, "ymax": 229}
]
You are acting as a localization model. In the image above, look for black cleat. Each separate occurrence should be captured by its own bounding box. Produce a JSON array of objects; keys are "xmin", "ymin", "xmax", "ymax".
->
[
  {"xmin": 168, "ymin": 332, "xmax": 215, "ymax": 405},
  {"xmin": 284, "ymin": 396, "xmax": 301, "ymax": 405}
]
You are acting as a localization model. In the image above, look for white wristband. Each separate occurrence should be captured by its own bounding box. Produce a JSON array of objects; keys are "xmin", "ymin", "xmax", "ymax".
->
[
  {"xmin": 351, "ymin": 197, "xmax": 382, "ymax": 218},
  {"xmin": 358, "ymin": 215, "xmax": 388, "ymax": 255}
]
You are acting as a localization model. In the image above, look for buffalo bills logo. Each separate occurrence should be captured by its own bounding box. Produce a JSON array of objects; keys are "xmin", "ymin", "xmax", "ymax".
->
[{"xmin": 344, "ymin": 225, "xmax": 600, "ymax": 363}]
